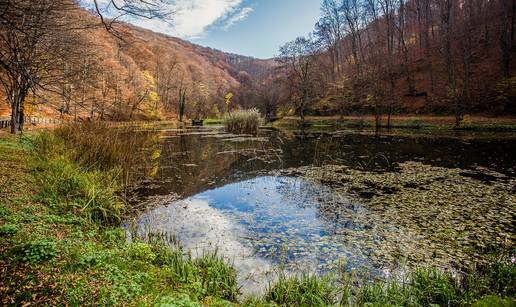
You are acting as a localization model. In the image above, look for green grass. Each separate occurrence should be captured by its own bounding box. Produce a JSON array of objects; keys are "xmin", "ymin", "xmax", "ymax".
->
[
  {"xmin": 261, "ymin": 263, "xmax": 515, "ymax": 306},
  {"xmin": 273, "ymin": 117, "xmax": 516, "ymax": 132},
  {"xmin": 264, "ymin": 273, "xmax": 337, "ymax": 306},
  {"xmin": 204, "ymin": 118, "xmax": 225, "ymax": 126}
]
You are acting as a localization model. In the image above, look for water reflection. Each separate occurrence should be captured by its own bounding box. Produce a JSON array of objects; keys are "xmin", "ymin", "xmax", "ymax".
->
[
  {"xmin": 131, "ymin": 126, "xmax": 516, "ymax": 202},
  {"xmin": 126, "ymin": 176, "xmax": 379, "ymax": 295},
  {"xmin": 125, "ymin": 125, "xmax": 516, "ymax": 294}
]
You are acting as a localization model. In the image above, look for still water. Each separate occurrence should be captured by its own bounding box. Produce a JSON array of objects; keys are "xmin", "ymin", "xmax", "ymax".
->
[{"xmin": 124, "ymin": 125, "xmax": 516, "ymax": 294}]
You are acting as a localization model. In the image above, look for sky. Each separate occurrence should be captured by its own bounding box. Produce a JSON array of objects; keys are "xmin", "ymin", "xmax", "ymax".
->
[{"xmin": 96, "ymin": 0, "xmax": 322, "ymax": 59}]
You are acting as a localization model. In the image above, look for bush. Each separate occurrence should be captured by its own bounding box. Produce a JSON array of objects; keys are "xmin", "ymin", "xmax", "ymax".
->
[
  {"xmin": 0, "ymin": 223, "xmax": 18, "ymax": 236},
  {"xmin": 129, "ymin": 242, "xmax": 156, "ymax": 263},
  {"xmin": 22, "ymin": 239, "xmax": 57, "ymax": 263},
  {"xmin": 224, "ymin": 109, "xmax": 262, "ymax": 135}
]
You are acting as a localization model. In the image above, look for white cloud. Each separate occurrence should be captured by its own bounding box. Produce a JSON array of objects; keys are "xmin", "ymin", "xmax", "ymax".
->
[
  {"xmin": 223, "ymin": 7, "xmax": 253, "ymax": 30},
  {"xmin": 94, "ymin": 0, "xmax": 252, "ymax": 39}
]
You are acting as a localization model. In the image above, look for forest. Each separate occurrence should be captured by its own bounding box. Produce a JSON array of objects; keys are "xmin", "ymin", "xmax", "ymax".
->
[
  {"xmin": 0, "ymin": 0, "xmax": 515, "ymax": 306},
  {"xmin": 1, "ymin": 0, "xmax": 515, "ymax": 133}
]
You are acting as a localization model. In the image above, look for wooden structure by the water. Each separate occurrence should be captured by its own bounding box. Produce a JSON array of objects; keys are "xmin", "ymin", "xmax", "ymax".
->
[
  {"xmin": 191, "ymin": 119, "xmax": 204, "ymax": 126},
  {"xmin": 0, "ymin": 117, "xmax": 62, "ymax": 129}
]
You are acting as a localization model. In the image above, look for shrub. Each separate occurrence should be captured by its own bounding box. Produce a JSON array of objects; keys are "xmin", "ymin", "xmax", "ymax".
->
[
  {"xmin": 129, "ymin": 242, "xmax": 156, "ymax": 263},
  {"xmin": 224, "ymin": 109, "xmax": 262, "ymax": 135},
  {"xmin": 22, "ymin": 239, "xmax": 57, "ymax": 263},
  {"xmin": 0, "ymin": 223, "xmax": 18, "ymax": 236}
]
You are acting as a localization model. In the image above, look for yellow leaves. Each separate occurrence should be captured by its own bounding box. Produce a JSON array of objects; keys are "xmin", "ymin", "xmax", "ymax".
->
[
  {"xmin": 408, "ymin": 34, "xmax": 417, "ymax": 46},
  {"xmin": 151, "ymin": 149, "xmax": 161, "ymax": 160},
  {"xmin": 149, "ymin": 165, "xmax": 159, "ymax": 178},
  {"xmin": 225, "ymin": 92, "xmax": 233, "ymax": 106},
  {"xmin": 201, "ymin": 150, "xmax": 209, "ymax": 161},
  {"xmin": 347, "ymin": 55, "xmax": 356, "ymax": 65},
  {"xmin": 142, "ymin": 70, "xmax": 156, "ymax": 86},
  {"xmin": 147, "ymin": 91, "xmax": 159, "ymax": 104}
]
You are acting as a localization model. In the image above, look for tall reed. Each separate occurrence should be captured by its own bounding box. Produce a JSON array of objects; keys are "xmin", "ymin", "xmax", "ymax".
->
[
  {"xmin": 54, "ymin": 121, "xmax": 155, "ymax": 187},
  {"xmin": 224, "ymin": 108, "xmax": 262, "ymax": 135},
  {"xmin": 31, "ymin": 121, "xmax": 158, "ymax": 224}
]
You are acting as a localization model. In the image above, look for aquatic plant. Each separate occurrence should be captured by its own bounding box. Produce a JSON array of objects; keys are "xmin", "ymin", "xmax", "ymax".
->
[
  {"xmin": 282, "ymin": 162, "xmax": 515, "ymax": 270},
  {"xmin": 265, "ymin": 273, "xmax": 337, "ymax": 306},
  {"xmin": 224, "ymin": 108, "xmax": 262, "ymax": 135},
  {"xmin": 194, "ymin": 252, "xmax": 239, "ymax": 301}
]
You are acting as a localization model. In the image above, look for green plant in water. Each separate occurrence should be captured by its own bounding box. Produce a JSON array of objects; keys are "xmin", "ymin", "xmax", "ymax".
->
[
  {"xmin": 411, "ymin": 268, "xmax": 459, "ymax": 306},
  {"xmin": 265, "ymin": 273, "xmax": 336, "ymax": 306},
  {"xmin": 194, "ymin": 252, "xmax": 239, "ymax": 302}
]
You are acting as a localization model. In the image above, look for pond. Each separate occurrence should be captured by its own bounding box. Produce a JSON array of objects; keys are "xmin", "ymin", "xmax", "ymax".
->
[{"xmin": 123, "ymin": 125, "xmax": 516, "ymax": 295}]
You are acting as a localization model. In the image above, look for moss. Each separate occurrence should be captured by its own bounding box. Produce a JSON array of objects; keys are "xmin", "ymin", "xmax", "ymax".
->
[{"xmin": 204, "ymin": 118, "xmax": 225, "ymax": 126}]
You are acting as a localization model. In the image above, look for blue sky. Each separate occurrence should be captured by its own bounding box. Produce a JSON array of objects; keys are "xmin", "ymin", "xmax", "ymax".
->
[
  {"xmin": 192, "ymin": 0, "xmax": 322, "ymax": 59},
  {"xmin": 95, "ymin": 0, "xmax": 321, "ymax": 59}
]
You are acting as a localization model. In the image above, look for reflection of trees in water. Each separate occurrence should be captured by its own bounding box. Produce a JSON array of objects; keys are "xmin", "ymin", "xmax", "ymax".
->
[
  {"xmin": 140, "ymin": 129, "xmax": 284, "ymax": 198},
  {"xmin": 132, "ymin": 126, "xmax": 516, "ymax": 203},
  {"xmin": 276, "ymin": 129, "xmax": 516, "ymax": 174}
]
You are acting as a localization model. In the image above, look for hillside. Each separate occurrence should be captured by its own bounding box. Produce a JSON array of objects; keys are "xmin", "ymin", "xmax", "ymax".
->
[
  {"xmin": 301, "ymin": 0, "xmax": 516, "ymax": 119},
  {"xmin": 0, "ymin": 6, "xmax": 275, "ymax": 121}
]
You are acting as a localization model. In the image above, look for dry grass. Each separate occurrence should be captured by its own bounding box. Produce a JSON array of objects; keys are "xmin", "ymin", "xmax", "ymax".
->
[
  {"xmin": 224, "ymin": 109, "xmax": 262, "ymax": 135},
  {"xmin": 54, "ymin": 122, "xmax": 154, "ymax": 187}
]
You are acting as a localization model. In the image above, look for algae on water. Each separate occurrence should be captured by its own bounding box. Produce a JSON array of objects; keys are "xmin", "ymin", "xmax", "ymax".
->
[{"xmin": 279, "ymin": 162, "xmax": 515, "ymax": 271}]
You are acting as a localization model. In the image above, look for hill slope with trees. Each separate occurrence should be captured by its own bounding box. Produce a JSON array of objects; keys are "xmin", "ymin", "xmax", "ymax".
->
[{"xmin": 0, "ymin": 1, "xmax": 274, "ymax": 129}]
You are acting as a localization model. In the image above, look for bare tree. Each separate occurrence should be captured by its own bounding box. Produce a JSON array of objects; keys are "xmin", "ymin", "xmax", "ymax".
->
[
  {"xmin": 499, "ymin": 0, "xmax": 516, "ymax": 78},
  {"xmin": 92, "ymin": 0, "xmax": 174, "ymax": 35},
  {"xmin": 315, "ymin": 0, "xmax": 345, "ymax": 79},
  {"xmin": 278, "ymin": 37, "xmax": 320, "ymax": 121},
  {"xmin": 0, "ymin": 0, "xmax": 86, "ymax": 133}
]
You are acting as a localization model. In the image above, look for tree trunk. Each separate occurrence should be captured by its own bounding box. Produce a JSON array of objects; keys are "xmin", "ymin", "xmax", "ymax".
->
[
  {"xmin": 500, "ymin": 0, "xmax": 515, "ymax": 78},
  {"xmin": 10, "ymin": 90, "xmax": 24, "ymax": 134}
]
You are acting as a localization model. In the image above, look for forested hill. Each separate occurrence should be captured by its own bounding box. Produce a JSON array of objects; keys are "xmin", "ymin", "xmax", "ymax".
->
[
  {"xmin": 0, "ymin": 3, "xmax": 274, "ymax": 121},
  {"xmin": 284, "ymin": 0, "xmax": 516, "ymax": 118}
]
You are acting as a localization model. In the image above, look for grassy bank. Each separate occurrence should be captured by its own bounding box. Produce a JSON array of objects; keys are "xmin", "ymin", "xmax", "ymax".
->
[
  {"xmin": 0, "ymin": 130, "xmax": 239, "ymax": 305},
  {"xmin": 1, "ymin": 125, "xmax": 514, "ymax": 305},
  {"xmin": 273, "ymin": 115, "xmax": 516, "ymax": 132},
  {"xmin": 263, "ymin": 262, "xmax": 515, "ymax": 306}
]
